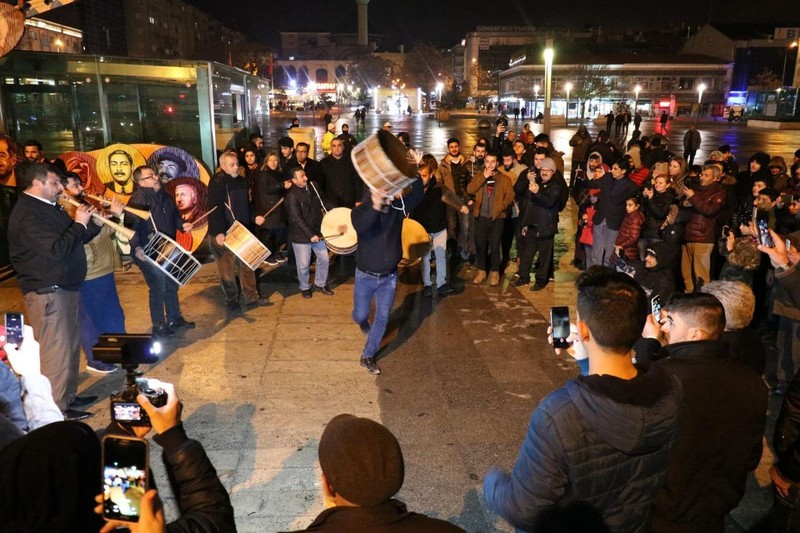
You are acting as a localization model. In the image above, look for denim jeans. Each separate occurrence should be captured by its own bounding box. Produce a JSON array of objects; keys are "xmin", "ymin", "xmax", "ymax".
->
[
  {"xmin": 353, "ymin": 269, "xmax": 397, "ymax": 359},
  {"xmin": 134, "ymin": 256, "xmax": 181, "ymax": 326},
  {"xmin": 292, "ymin": 241, "xmax": 330, "ymax": 290},
  {"xmin": 457, "ymin": 210, "xmax": 474, "ymax": 256},
  {"xmin": 421, "ymin": 229, "xmax": 447, "ymax": 287},
  {"xmin": 79, "ymin": 273, "xmax": 126, "ymax": 366}
]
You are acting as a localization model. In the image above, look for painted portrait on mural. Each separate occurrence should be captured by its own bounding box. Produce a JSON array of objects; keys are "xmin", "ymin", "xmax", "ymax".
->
[
  {"xmin": 147, "ymin": 146, "xmax": 201, "ymax": 181},
  {"xmin": 94, "ymin": 143, "xmax": 147, "ymax": 197}
]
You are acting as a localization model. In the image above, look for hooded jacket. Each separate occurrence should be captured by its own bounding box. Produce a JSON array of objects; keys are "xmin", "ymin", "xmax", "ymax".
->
[
  {"xmin": 735, "ymin": 151, "xmax": 771, "ymax": 201},
  {"xmin": 484, "ymin": 363, "xmax": 682, "ymax": 532}
]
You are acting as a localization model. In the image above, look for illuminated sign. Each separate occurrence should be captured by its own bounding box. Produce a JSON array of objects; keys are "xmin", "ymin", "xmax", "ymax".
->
[
  {"xmin": 658, "ymin": 100, "xmax": 671, "ymax": 108},
  {"xmin": 314, "ymin": 83, "xmax": 338, "ymax": 92}
]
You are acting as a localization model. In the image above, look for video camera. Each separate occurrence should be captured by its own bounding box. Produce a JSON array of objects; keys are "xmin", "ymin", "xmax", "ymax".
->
[{"xmin": 94, "ymin": 334, "xmax": 166, "ymax": 425}]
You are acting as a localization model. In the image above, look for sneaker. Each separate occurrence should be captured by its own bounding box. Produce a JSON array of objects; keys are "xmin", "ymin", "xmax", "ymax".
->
[
  {"xmin": 472, "ymin": 270, "xmax": 487, "ymax": 284},
  {"xmin": 167, "ymin": 317, "xmax": 195, "ymax": 329},
  {"xmin": 360, "ymin": 357, "xmax": 381, "ymax": 375},
  {"xmin": 87, "ymin": 363, "xmax": 118, "ymax": 374},
  {"xmin": 437, "ymin": 283, "xmax": 455, "ymax": 296},
  {"xmin": 549, "ymin": 276, "xmax": 555, "ymax": 282},
  {"xmin": 313, "ymin": 284, "xmax": 334, "ymax": 296},
  {"xmin": 422, "ymin": 285, "xmax": 433, "ymax": 297},
  {"xmin": 265, "ymin": 258, "xmax": 280, "ymax": 266},
  {"xmin": 245, "ymin": 297, "xmax": 271, "ymax": 308},
  {"xmin": 301, "ymin": 289, "xmax": 313, "ymax": 299},
  {"xmin": 274, "ymin": 255, "xmax": 287, "ymax": 264},
  {"xmin": 489, "ymin": 271, "xmax": 500, "ymax": 286},
  {"xmin": 514, "ymin": 278, "xmax": 530, "ymax": 287},
  {"xmin": 530, "ymin": 282, "xmax": 548, "ymax": 292}
]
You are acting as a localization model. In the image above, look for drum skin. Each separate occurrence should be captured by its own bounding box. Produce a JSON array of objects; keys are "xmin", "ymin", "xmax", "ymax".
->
[
  {"xmin": 399, "ymin": 218, "xmax": 431, "ymax": 269},
  {"xmin": 321, "ymin": 207, "xmax": 357, "ymax": 254}
]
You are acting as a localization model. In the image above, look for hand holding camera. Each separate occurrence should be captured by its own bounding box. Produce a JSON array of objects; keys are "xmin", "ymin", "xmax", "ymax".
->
[{"xmin": 136, "ymin": 380, "xmax": 182, "ymax": 436}]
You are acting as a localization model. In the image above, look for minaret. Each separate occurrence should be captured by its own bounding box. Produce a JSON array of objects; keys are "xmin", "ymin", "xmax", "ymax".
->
[{"xmin": 356, "ymin": 0, "xmax": 369, "ymax": 47}]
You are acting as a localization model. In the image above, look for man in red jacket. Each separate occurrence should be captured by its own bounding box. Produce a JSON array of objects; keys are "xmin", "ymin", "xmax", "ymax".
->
[{"xmin": 681, "ymin": 164, "xmax": 727, "ymax": 292}]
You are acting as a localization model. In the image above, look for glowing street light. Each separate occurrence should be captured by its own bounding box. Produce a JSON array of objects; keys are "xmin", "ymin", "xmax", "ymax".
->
[
  {"xmin": 696, "ymin": 82, "xmax": 707, "ymax": 122},
  {"xmin": 564, "ymin": 81, "xmax": 573, "ymax": 125},
  {"xmin": 634, "ymin": 84, "xmax": 641, "ymax": 112},
  {"xmin": 543, "ymin": 42, "xmax": 554, "ymax": 134},
  {"xmin": 533, "ymin": 83, "xmax": 540, "ymax": 121}
]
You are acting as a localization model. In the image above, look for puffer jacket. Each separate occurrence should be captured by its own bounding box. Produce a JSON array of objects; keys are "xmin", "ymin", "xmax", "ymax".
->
[
  {"xmin": 616, "ymin": 210, "xmax": 645, "ymax": 260},
  {"xmin": 484, "ymin": 363, "xmax": 682, "ymax": 532},
  {"xmin": 682, "ymin": 182, "xmax": 727, "ymax": 243},
  {"xmin": 642, "ymin": 188, "xmax": 676, "ymax": 239}
]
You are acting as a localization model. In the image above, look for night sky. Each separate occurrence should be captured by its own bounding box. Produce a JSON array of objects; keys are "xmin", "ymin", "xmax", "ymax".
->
[{"xmin": 187, "ymin": 0, "xmax": 799, "ymax": 50}]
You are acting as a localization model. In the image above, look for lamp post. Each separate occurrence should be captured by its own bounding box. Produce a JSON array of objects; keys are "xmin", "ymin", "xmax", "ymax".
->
[
  {"xmin": 564, "ymin": 82, "xmax": 572, "ymax": 126},
  {"xmin": 543, "ymin": 41, "xmax": 554, "ymax": 135},
  {"xmin": 696, "ymin": 82, "xmax": 706, "ymax": 122},
  {"xmin": 782, "ymin": 40, "xmax": 799, "ymax": 87},
  {"xmin": 634, "ymin": 84, "xmax": 641, "ymax": 113},
  {"xmin": 533, "ymin": 84, "xmax": 540, "ymax": 121}
]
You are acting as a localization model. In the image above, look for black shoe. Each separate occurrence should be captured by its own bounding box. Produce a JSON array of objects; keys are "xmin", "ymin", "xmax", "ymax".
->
[
  {"xmin": 226, "ymin": 301, "xmax": 241, "ymax": 312},
  {"xmin": 530, "ymin": 282, "xmax": 548, "ymax": 292},
  {"xmin": 302, "ymin": 289, "xmax": 313, "ymax": 299},
  {"xmin": 70, "ymin": 395, "xmax": 98, "ymax": 407},
  {"xmin": 514, "ymin": 278, "xmax": 530, "ymax": 287},
  {"xmin": 360, "ymin": 357, "xmax": 381, "ymax": 375},
  {"xmin": 245, "ymin": 297, "xmax": 271, "ymax": 308},
  {"xmin": 313, "ymin": 284, "xmax": 334, "ymax": 296},
  {"xmin": 437, "ymin": 283, "xmax": 455, "ymax": 296},
  {"xmin": 153, "ymin": 324, "xmax": 175, "ymax": 337},
  {"xmin": 63, "ymin": 408, "xmax": 93, "ymax": 420},
  {"xmin": 167, "ymin": 317, "xmax": 195, "ymax": 329},
  {"xmin": 422, "ymin": 285, "xmax": 433, "ymax": 297}
]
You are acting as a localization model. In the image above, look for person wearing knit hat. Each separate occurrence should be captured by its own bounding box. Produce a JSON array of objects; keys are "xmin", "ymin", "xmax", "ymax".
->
[
  {"xmin": 293, "ymin": 414, "xmax": 464, "ymax": 532},
  {"xmin": 321, "ymin": 122, "xmax": 336, "ymax": 156}
]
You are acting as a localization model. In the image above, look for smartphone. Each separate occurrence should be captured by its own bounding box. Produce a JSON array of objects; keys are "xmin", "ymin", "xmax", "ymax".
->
[
  {"xmin": 102, "ymin": 435, "xmax": 149, "ymax": 523},
  {"xmin": 4, "ymin": 312, "xmax": 23, "ymax": 348},
  {"xmin": 758, "ymin": 219, "xmax": 774, "ymax": 247},
  {"xmin": 551, "ymin": 306, "xmax": 571, "ymax": 349},
  {"xmin": 651, "ymin": 295, "xmax": 662, "ymax": 319},
  {"xmin": 721, "ymin": 226, "xmax": 731, "ymax": 238}
]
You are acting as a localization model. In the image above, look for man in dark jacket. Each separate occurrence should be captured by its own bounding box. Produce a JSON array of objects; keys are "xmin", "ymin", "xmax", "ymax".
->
[
  {"xmin": 587, "ymin": 158, "xmax": 639, "ymax": 267},
  {"xmin": 208, "ymin": 151, "xmax": 264, "ymax": 311},
  {"xmin": 681, "ymin": 164, "xmax": 728, "ymax": 292},
  {"xmin": 514, "ymin": 158, "xmax": 564, "ymax": 290},
  {"xmin": 320, "ymin": 138, "xmax": 362, "ymax": 208},
  {"xmin": 636, "ymin": 293, "xmax": 767, "ymax": 532},
  {"xmin": 292, "ymin": 414, "xmax": 464, "ymax": 532},
  {"xmin": 285, "ymin": 167, "xmax": 334, "ymax": 299},
  {"xmin": 484, "ymin": 267, "xmax": 682, "ymax": 532},
  {"xmin": 351, "ymin": 160, "xmax": 423, "ymax": 375},
  {"xmin": 283, "ymin": 142, "xmax": 324, "ymax": 184},
  {"xmin": 683, "ymin": 123, "xmax": 702, "ymax": 166},
  {"xmin": 8, "ymin": 163, "xmax": 101, "ymax": 415}
]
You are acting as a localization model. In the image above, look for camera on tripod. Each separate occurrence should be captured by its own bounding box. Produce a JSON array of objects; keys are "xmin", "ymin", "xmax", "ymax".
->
[{"xmin": 94, "ymin": 334, "xmax": 166, "ymax": 426}]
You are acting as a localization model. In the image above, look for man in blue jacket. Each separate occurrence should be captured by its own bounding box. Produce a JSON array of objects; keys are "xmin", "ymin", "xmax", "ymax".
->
[{"xmin": 484, "ymin": 267, "xmax": 682, "ymax": 532}]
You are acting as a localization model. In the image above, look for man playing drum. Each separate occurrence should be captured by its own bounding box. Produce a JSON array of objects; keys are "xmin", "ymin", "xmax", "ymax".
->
[
  {"xmin": 208, "ymin": 151, "xmax": 269, "ymax": 312},
  {"xmin": 285, "ymin": 167, "xmax": 335, "ymax": 299},
  {"xmin": 351, "ymin": 179, "xmax": 423, "ymax": 375},
  {"xmin": 127, "ymin": 166, "xmax": 195, "ymax": 337}
]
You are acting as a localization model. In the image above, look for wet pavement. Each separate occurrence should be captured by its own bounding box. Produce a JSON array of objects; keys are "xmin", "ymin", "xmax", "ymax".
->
[{"xmin": 3, "ymin": 113, "xmax": 799, "ymax": 531}]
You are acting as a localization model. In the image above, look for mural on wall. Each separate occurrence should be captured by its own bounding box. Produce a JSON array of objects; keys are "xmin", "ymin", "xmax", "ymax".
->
[{"xmin": 58, "ymin": 144, "xmax": 211, "ymax": 252}]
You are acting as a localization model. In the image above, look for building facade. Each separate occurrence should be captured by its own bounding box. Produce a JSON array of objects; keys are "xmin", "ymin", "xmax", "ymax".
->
[{"xmin": 16, "ymin": 17, "xmax": 82, "ymax": 54}]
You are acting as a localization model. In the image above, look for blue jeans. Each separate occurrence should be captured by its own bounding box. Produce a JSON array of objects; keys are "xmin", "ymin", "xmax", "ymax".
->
[
  {"xmin": 292, "ymin": 241, "xmax": 330, "ymax": 290},
  {"xmin": 421, "ymin": 229, "xmax": 447, "ymax": 287},
  {"xmin": 352, "ymin": 269, "xmax": 397, "ymax": 359},
  {"xmin": 79, "ymin": 273, "xmax": 126, "ymax": 366},
  {"xmin": 134, "ymin": 257, "xmax": 181, "ymax": 326}
]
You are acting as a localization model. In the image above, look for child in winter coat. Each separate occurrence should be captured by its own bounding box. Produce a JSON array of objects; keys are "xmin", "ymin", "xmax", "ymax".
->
[{"xmin": 615, "ymin": 196, "xmax": 645, "ymax": 261}]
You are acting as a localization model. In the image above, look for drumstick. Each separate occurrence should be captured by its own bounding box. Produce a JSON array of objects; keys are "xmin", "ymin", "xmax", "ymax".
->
[
  {"xmin": 259, "ymin": 197, "xmax": 284, "ymax": 221},
  {"xmin": 186, "ymin": 206, "xmax": 218, "ymax": 230},
  {"xmin": 322, "ymin": 231, "xmax": 345, "ymax": 240}
]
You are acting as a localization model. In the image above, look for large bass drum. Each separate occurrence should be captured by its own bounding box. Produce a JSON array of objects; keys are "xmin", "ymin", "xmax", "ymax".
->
[
  {"xmin": 143, "ymin": 232, "xmax": 202, "ymax": 286},
  {"xmin": 398, "ymin": 218, "xmax": 432, "ymax": 269},
  {"xmin": 320, "ymin": 207, "xmax": 358, "ymax": 254},
  {"xmin": 351, "ymin": 129, "xmax": 418, "ymax": 198}
]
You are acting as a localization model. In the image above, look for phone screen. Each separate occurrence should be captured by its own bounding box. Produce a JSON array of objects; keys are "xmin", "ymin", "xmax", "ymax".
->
[
  {"xmin": 758, "ymin": 220, "xmax": 774, "ymax": 247},
  {"xmin": 102, "ymin": 436, "xmax": 149, "ymax": 522},
  {"xmin": 651, "ymin": 295, "xmax": 662, "ymax": 319},
  {"xmin": 551, "ymin": 306, "xmax": 571, "ymax": 349},
  {"xmin": 4, "ymin": 313, "xmax": 23, "ymax": 347}
]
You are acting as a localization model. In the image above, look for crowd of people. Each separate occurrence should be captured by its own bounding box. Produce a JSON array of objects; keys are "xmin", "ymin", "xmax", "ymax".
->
[{"xmin": 2, "ymin": 111, "xmax": 800, "ymax": 530}]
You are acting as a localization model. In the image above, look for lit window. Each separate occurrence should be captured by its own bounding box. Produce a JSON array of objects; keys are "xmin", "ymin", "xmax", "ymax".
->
[{"xmin": 149, "ymin": 16, "xmax": 155, "ymax": 24}]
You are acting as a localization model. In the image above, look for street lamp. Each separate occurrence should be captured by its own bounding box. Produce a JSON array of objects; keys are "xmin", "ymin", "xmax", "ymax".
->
[
  {"xmin": 634, "ymin": 84, "xmax": 641, "ymax": 113},
  {"xmin": 435, "ymin": 81, "xmax": 444, "ymax": 108},
  {"xmin": 564, "ymin": 82, "xmax": 572, "ymax": 126},
  {"xmin": 533, "ymin": 83, "xmax": 540, "ymax": 121},
  {"xmin": 696, "ymin": 82, "xmax": 706, "ymax": 122},
  {"xmin": 543, "ymin": 42, "xmax": 554, "ymax": 135},
  {"xmin": 782, "ymin": 40, "xmax": 799, "ymax": 87}
]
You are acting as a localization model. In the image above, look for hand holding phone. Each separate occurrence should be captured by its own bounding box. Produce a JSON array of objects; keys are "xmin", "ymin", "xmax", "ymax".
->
[
  {"xmin": 650, "ymin": 295, "xmax": 662, "ymax": 321},
  {"xmin": 102, "ymin": 435, "xmax": 149, "ymax": 523},
  {"xmin": 3, "ymin": 312, "xmax": 23, "ymax": 348},
  {"xmin": 550, "ymin": 307, "xmax": 571, "ymax": 349},
  {"xmin": 758, "ymin": 220, "xmax": 774, "ymax": 247}
]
